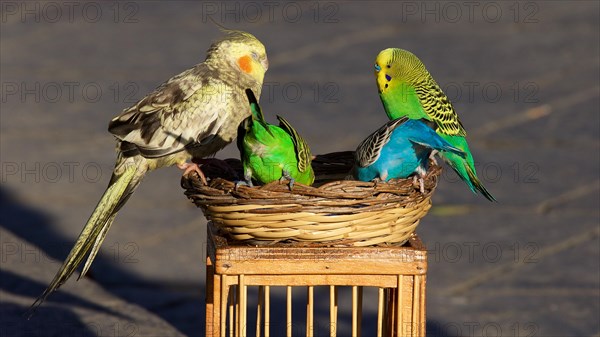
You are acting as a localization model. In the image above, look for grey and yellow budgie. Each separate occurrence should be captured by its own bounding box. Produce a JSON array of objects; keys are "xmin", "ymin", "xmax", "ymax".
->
[{"xmin": 29, "ymin": 30, "xmax": 268, "ymax": 312}]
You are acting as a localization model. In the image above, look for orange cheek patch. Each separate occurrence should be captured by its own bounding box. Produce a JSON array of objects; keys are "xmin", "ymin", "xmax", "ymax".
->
[{"xmin": 238, "ymin": 55, "xmax": 253, "ymax": 73}]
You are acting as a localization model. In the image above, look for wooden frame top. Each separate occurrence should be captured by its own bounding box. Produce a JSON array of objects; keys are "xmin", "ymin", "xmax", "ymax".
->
[{"xmin": 207, "ymin": 222, "xmax": 427, "ymax": 275}]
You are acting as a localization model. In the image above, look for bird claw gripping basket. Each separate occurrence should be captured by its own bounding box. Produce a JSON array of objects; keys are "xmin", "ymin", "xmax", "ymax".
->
[{"xmin": 181, "ymin": 151, "xmax": 441, "ymax": 246}]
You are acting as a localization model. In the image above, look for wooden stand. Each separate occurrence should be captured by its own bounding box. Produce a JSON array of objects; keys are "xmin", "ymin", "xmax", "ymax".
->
[{"xmin": 205, "ymin": 222, "xmax": 427, "ymax": 337}]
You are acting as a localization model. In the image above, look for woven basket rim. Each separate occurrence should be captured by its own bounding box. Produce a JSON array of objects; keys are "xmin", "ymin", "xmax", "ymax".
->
[{"xmin": 182, "ymin": 152, "xmax": 441, "ymax": 246}]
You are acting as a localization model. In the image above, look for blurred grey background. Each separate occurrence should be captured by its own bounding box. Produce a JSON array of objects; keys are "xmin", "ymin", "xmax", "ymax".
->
[{"xmin": 1, "ymin": 1, "xmax": 598, "ymax": 336}]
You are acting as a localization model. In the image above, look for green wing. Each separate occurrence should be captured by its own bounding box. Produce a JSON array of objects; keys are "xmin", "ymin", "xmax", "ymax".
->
[
  {"xmin": 414, "ymin": 78, "xmax": 466, "ymax": 137},
  {"xmin": 276, "ymin": 115, "xmax": 312, "ymax": 173}
]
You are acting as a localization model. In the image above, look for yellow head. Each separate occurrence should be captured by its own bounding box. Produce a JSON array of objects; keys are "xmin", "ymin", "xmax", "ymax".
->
[
  {"xmin": 374, "ymin": 48, "xmax": 428, "ymax": 94},
  {"xmin": 207, "ymin": 30, "xmax": 269, "ymax": 85}
]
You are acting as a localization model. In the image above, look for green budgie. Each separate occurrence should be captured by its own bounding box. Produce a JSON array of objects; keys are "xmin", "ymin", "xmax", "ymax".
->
[
  {"xmin": 237, "ymin": 89, "xmax": 314, "ymax": 188},
  {"xmin": 374, "ymin": 48, "xmax": 495, "ymax": 201}
]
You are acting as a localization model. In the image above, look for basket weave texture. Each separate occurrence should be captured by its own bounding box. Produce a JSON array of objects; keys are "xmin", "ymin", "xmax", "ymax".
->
[{"xmin": 182, "ymin": 151, "xmax": 441, "ymax": 246}]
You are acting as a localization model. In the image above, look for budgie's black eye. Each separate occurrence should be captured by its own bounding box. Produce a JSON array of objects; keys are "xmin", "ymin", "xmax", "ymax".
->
[{"xmin": 387, "ymin": 65, "xmax": 391, "ymax": 68}]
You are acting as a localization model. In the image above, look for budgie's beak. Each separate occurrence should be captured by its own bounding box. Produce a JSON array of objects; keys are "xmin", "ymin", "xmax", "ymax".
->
[{"xmin": 375, "ymin": 69, "xmax": 388, "ymax": 94}]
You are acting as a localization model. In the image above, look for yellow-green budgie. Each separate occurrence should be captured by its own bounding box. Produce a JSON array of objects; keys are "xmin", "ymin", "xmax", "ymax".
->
[
  {"xmin": 30, "ymin": 30, "xmax": 269, "ymax": 312},
  {"xmin": 374, "ymin": 48, "xmax": 495, "ymax": 201}
]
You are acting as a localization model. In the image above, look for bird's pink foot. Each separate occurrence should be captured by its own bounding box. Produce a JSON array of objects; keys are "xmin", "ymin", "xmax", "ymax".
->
[
  {"xmin": 412, "ymin": 175, "xmax": 425, "ymax": 193},
  {"xmin": 178, "ymin": 162, "xmax": 207, "ymax": 185},
  {"xmin": 192, "ymin": 158, "xmax": 240, "ymax": 181}
]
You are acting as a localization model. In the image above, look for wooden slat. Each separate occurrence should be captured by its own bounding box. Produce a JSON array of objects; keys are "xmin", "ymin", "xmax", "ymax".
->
[
  {"xmin": 307, "ymin": 286, "xmax": 314, "ymax": 337},
  {"xmin": 220, "ymin": 276, "xmax": 229, "ymax": 337},
  {"xmin": 401, "ymin": 275, "xmax": 415, "ymax": 337},
  {"xmin": 330, "ymin": 286, "xmax": 337, "ymax": 337},
  {"xmin": 213, "ymin": 276, "xmax": 221, "ymax": 337},
  {"xmin": 206, "ymin": 257, "xmax": 215, "ymax": 337},
  {"xmin": 211, "ymin": 263, "xmax": 221, "ymax": 337},
  {"xmin": 227, "ymin": 285, "xmax": 234, "ymax": 337},
  {"xmin": 239, "ymin": 276, "xmax": 247, "ymax": 337},
  {"xmin": 215, "ymin": 258, "xmax": 426, "ymax": 275},
  {"xmin": 242, "ymin": 275, "xmax": 398, "ymax": 288},
  {"xmin": 412, "ymin": 275, "xmax": 420, "ymax": 337},
  {"xmin": 265, "ymin": 286, "xmax": 270, "ymax": 337},
  {"xmin": 352, "ymin": 286, "xmax": 362, "ymax": 337},
  {"xmin": 397, "ymin": 276, "xmax": 403, "ymax": 337},
  {"xmin": 352, "ymin": 286, "xmax": 357, "ymax": 336},
  {"xmin": 235, "ymin": 284, "xmax": 239, "ymax": 337},
  {"xmin": 418, "ymin": 275, "xmax": 426, "ymax": 337},
  {"xmin": 257, "ymin": 286, "xmax": 263, "ymax": 337},
  {"xmin": 287, "ymin": 286, "xmax": 292, "ymax": 337},
  {"xmin": 377, "ymin": 288, "xmax": 384, "ymax": 337}
]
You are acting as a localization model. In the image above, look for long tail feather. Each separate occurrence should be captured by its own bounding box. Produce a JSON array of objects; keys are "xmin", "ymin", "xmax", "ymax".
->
[
  {"xmin": 28, "ymin": 160, "xmax": 144, "ymax": 315},
  {"xmin": 438, "ymin": 134, "xmax": 496, "ymax": 202},
  {"xmin": 442, "ymin": 150, "xmax": 496, "ymax": 202},
  {"xmin": 79, "ymin": 213, "xmax": 116, "ymax": 280},
  {"xmin": 465, "ymin": 164, "xmax": 496, "ymax": 202}
]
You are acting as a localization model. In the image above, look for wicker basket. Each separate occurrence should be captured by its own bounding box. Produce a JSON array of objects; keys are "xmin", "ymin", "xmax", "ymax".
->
[{"xmin": 182, "ymin": 151, "xmax": 441, "ymax": 246}]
